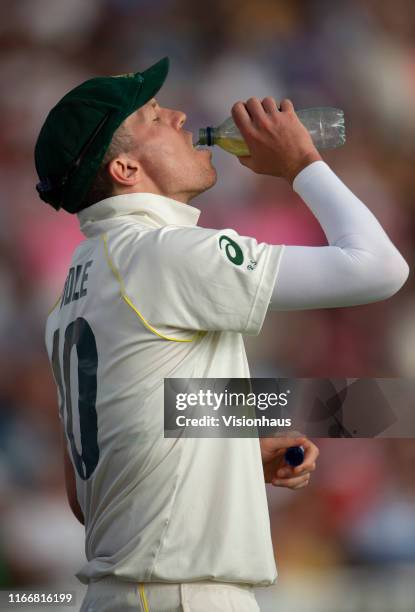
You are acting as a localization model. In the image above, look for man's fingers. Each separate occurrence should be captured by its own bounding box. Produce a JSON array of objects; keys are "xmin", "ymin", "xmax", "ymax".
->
[
  {"xmin": 302, "ymin": 437, "xmax": 320, "ymax": 454},
  {"xmin": 233, "ymin": 97, "xmax": 280, "ymax": 131},
  {"xmin": 292, "ymin": 477, "xmax": 311, "ymax": 490},
  {"xmin": 262, "ymin": 97, "xmax": 279, "ymax": 115},
  {"xmin": 287, "ymin": 437, "xmax": 307, "ymax": 447},
  {"xmin": 297, "ymin": 439, "xmax": 320, "ymax": 473},
  {"xmin": 277, "ymin": 462, "xmax": 315, "ymax": 479},
  {"xmin": 245, "ymin": 97, "xmax": 269, "ymax": 127},
  {"xmin": 231, "ymin": 101, "xmax": 252, "ymax": 131},
  {"xmin": 272, "ymin": 473, "xmax": 311, "ymax": 488},
  {"xmin": 280, "ymin": 98, "xmax": 295, "ymax": 113},
  {"xmin": 293, "ymin": 461, "xmax": 316, "ymax": 476}
]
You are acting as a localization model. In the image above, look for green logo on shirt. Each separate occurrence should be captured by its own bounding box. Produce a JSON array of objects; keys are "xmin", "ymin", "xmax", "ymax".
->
[{"xmin": 219, "ymin": 235, "xmax": 244, "ymax": 266}]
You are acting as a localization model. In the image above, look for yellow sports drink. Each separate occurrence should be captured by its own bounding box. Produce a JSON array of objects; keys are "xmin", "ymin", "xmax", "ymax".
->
[{"xmin": 197, "ymin": 107, "xmax": 346, "ymax": 155}]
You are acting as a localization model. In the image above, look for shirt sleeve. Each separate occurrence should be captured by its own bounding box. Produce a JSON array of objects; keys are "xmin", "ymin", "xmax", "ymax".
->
[
  {"xmin": 122, "ymin": 225, "xmax": 283, "ymax": 335},
  {"xmin": 269, "ymin": 161, "xmax": 409, "ymax": 310}
]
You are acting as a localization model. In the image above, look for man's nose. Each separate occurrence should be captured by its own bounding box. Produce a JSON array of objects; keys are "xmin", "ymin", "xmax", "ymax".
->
[{"xmin": 173, "ymin": 110, "xmax": 187, "ymax": 129}]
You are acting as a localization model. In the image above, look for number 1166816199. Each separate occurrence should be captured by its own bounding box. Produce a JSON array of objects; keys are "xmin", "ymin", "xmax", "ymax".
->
[{"xmin": 7, "ymin": 592, "xmax": 74, "ymax": 606}]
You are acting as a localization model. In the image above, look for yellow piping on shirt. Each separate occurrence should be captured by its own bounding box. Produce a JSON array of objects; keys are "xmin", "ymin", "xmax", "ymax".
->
[
  {"xmin": 47, "ymin": 293, "xmax": 62, "ymax": 315},
  {"xmin": 101, "ymin": 233, "xmax": 202, "ymax": 343},
  {"xmin": 139, "ymin": 584, "xmax": 150, "ymax": 612}
]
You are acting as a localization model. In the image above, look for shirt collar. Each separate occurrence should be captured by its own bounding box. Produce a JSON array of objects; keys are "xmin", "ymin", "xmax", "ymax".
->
[{"xmin": 77, "ymin": 192, "xmax": 201, "ymax": 236}]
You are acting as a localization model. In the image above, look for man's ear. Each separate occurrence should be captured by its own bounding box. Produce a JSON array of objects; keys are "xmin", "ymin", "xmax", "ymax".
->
[{"xmin": 107, "ymin": 155, "xmax": 141, "ymax": 187}]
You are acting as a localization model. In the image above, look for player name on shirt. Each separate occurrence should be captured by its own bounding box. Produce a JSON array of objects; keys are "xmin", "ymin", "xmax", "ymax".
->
[{"xmin": 60, "ymin": 260, "xmax": 93, "ymax": 309}]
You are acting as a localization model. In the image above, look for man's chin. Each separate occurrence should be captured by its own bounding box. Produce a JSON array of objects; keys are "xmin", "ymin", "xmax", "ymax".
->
[
  {"xmin": 203, "ymin": 166, "xmax": 218, "ymax": 191},
  {"xmin": 187, "ymin": 171, "xmax": 217, "ymax": 202}
]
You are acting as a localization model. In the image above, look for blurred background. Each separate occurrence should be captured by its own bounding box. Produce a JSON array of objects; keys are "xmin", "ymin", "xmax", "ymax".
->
[{"xmin": 0, "ymin": 0, "xmax": 414, "ymax": 610}]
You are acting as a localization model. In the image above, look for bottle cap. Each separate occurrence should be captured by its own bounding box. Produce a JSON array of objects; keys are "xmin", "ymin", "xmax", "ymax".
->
[
  {"xmin": 285, "ymin": 446, "xmax": 305, "ymax": 467},
  {"xmin": 198, "ymin": 127, "xmax": 214, "ymax": 146}
]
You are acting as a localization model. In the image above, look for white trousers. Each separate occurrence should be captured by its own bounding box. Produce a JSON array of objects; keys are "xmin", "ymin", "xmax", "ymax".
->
[{"xmin": 80, "ymin": 578, "xmax": 261, "ymax": 612}]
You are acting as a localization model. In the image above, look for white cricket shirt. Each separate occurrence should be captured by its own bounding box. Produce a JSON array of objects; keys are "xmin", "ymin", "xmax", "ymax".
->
[{"xmin": 45, "ymin": 193, "xmax": 282, "ymax": 585}]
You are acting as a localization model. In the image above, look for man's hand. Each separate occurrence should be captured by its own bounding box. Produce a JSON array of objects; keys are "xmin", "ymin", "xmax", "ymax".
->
[
  {"xmin": 231, "ymin": 97, "xmax": 322, "ymax": 184},
  {"xmin": 260, "ymin": 436, "xmax": 319, "ymax": 489}
]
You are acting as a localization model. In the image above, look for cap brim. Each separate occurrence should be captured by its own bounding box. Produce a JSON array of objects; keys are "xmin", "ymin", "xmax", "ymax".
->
[{"xmin": 135, "ymin": 56, "xmax": 170, "ymax": 107}]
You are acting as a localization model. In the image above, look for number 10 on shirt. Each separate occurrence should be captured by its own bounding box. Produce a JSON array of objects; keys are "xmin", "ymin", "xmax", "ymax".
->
[{"xmin": 51, "ymin": 317, "xmax": 100, "ymax": 480}]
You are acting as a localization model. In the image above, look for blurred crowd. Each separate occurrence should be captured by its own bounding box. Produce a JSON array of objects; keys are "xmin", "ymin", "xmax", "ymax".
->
[{"xmin": 0, "ymin": 0, "xmax": 414, "ymax": 607}]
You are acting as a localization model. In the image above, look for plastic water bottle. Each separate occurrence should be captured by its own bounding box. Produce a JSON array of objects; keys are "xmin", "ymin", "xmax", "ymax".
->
[{"xmin": 197, "ymin": 107, "xmax": 345, "ymax": 155}]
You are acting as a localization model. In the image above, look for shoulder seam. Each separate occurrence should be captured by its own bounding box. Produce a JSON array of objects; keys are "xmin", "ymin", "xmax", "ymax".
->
[
  {"xmin": 100, "ymin": 233, "xmax": 203, "ymax": 343},
  {"xmin": 47, "ymin": 293, "xmax": 62, "ymax": 316}
]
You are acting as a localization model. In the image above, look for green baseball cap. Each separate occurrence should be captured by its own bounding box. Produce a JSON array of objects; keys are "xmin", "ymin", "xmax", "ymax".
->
[{"xmin": 35, "ymin": 57, "xmax": 169, "ymax": 213}]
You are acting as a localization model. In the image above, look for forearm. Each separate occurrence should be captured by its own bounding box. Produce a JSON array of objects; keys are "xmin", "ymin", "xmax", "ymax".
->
[{"xmin": 270, "ymin": 161, "xmax": 409, "ymax": 310}]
